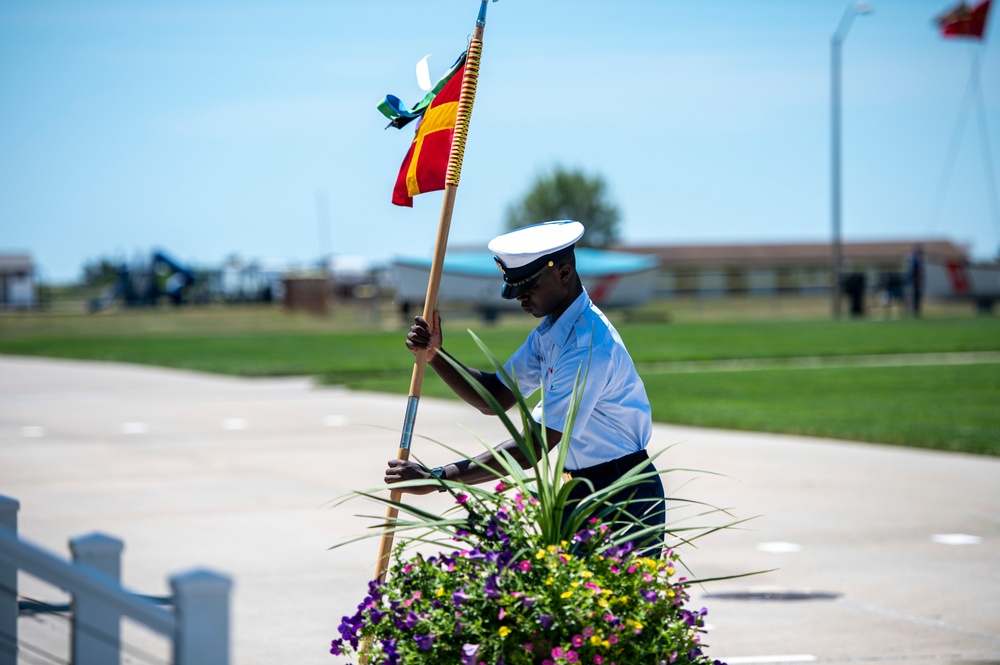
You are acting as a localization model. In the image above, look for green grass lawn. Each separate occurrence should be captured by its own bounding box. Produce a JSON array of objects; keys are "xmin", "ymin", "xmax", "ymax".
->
[{"xmin": 2, "ymin": 303, "xmax": 998, "ymax": 456}]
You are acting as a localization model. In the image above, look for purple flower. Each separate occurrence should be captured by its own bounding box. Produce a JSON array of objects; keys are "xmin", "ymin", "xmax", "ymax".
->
[
  {"xmin": 329, "ymin": 639, "xmax": 343, "ymax": 655},
  {"xmin": 642, "ymin": 589, "xmax": 658, "ymax": 603},
  {"xmin": 484, "ymin": 574, "xmax": 501, "ymax": 599},
  {"xmin": 539, "ymin": 614, "xmax": 553, "ymax": 629},
  {"xmin": 460, "ymin": 643, "xmax": 480, "ymax": 665},
  {"xmin": 486, "ymin": 518, "xmax": 504, "ymax": 539},
  {"xmin": 414, "ymin": 634, "xmax": 435, "ymax": 651},
  {"xmin": 338, "ymin": 613, "xmax": 363, "ymax": 648},
  {"xmin": 402, "ymin": 611, "xmax": 420, "ymax": 628},
  {"xmin": 452, "ymin": 589, "xmax": 469, "ymax": 608},
  {"xmin": 380, "ymin": 638, "xmax": 400, "ymax": 665}
]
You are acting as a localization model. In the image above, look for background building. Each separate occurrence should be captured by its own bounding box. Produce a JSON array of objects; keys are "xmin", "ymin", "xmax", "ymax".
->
[
  {"xmin": 0, "ymin": 254, "xmax": 36, "ymax": 309},
  {"xmin": 619, "ymin": 240, "xmax": 968, "ymax": 298}
]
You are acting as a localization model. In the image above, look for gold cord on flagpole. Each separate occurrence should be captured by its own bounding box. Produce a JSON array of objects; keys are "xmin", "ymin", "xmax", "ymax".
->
[{"xmin": 446, "ymin": 37, "xmax": 482, "ymax": 187}]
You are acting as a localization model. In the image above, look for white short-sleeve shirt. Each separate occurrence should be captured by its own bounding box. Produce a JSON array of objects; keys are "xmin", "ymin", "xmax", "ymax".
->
[{"xmin": 498, "ymin": 289, "xmax": 652, "ymax": 470}]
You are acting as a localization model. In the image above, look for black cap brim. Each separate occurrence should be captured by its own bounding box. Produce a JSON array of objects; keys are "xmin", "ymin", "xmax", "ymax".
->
[{"xmin": 500, "ymin": 276, "xmax": 540, "ymax": 300}]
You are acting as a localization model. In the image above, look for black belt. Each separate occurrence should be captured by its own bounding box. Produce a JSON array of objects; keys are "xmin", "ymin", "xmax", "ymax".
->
[{"xmin": 563, "ymin": 449, "xmax": 650, "ymax": 486}]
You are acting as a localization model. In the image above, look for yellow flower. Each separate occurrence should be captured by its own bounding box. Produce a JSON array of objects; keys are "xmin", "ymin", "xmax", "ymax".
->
[
  {"xmin": 598, "ymin": 599, "xmax": 609, "ymax": 608},
  {"xmin": 590, "ymin": 635, "xmax": 603, "ymax": 646},
  {"xmin": 435, "ymin": 587, "xmax": 444, "ymax": 597},
  {"xmin": 667, "ymin": 589, "xmax": 676, "ymax": 598},
  {"xmin": 536, "ymin": 550, "xmax": 546, "ymax": 559},
  {"xmin": 545, "ymin": 577, "xmax": 554, "ymax": 586},
  {"xmin": 560, "ymin": 590, "xmax": 574, "ymax": 599},
  {"xmin": 570, "ymin": 581, "xmax": 580, "ymax": 588},
  {"xmin": 666, "ymin": 566, "xmax": 675, "ymax": 576},
  {"xmin": 547, "ymin": 545, "xmax": 557, "ymax": 554},
  {"xmin": 499, "ymin": 626, "xmax": 511, "ymax": 638},
  {"xmin": 581, "ymin": 570, "xmax": 594, "ymax": 579},
  {"xmin": 602, "ymin": 640, "xmax": 610, "ymax": 649}
]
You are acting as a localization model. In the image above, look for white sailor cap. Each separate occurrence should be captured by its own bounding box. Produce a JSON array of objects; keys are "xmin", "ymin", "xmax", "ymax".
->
[{"xmin": 488, "ymin": 220, "xmax": 585, "ymax": 299}]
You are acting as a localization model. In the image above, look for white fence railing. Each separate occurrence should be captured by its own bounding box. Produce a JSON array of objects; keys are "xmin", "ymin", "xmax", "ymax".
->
[{"xmin": 0, "ymin": 495, "xmax": 232, "ymax": 665}]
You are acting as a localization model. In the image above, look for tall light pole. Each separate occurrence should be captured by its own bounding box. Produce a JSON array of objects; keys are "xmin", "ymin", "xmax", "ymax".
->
[{"xmin": 831, "ymin": 1, "xmax": 872, "ymax": 319}]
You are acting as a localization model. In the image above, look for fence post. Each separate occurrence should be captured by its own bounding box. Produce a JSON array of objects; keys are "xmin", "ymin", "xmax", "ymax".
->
[
  {"xmin": 69, "ymin": 533, "xmax": 124, "ymax": 665},
  {"xmin": 0, "ymin": 496, "xmax": 19, "ymax": 665},
  {"xmin": 170, "ymin": 569, "xmax": 232, "ymax": 665}
]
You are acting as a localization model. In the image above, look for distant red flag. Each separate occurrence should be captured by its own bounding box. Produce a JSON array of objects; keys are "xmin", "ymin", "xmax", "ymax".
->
[
  {"xmin": 936, "ymin": 0, "xmax": 992, "ymax": 39},
  {"xmin": 390, "ymin": 58, "xmax": 466, "ymax": 207}
]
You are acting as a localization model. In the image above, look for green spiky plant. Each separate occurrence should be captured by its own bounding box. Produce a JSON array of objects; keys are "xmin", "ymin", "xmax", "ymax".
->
[{"xmin": 329, "ymin": 332, "xmax": 749, "ymax": 665}]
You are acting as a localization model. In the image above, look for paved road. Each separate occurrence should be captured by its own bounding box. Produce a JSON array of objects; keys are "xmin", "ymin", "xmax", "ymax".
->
[{"xmin": 1, "ymin": 355, "xmax": 998, "ymax": 665}]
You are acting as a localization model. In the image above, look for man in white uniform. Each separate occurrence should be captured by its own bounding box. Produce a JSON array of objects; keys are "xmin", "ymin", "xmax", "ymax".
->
[{"xmin": 384, "ymin": 220, "xmax": 664, "ymax": 546}]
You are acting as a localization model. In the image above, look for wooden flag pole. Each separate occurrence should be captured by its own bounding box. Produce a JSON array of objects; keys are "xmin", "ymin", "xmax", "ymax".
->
[{"xmin": 373, "ymin": 0, "xmax": 492, "ymax": 585}]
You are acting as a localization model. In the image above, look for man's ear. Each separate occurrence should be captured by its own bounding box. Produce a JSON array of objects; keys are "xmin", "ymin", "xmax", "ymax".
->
[{"xmin": 556, "ymin": 262, "xmax": 573, "ymax": 284}]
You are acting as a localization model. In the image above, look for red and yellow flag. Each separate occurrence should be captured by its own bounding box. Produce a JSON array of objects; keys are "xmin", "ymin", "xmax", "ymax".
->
[
  {"xmin": 391, "ymin": 59, "xmax": 466, "ymax": 207},
  {"xmin": 936, "ymin": 0, "xmax": 992, "ymax": 39}
]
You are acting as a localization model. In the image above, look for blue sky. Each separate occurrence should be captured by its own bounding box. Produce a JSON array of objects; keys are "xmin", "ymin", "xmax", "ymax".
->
[{"xmin": 1, "ymin": 0, "xmax": 997, "ymax": 283}]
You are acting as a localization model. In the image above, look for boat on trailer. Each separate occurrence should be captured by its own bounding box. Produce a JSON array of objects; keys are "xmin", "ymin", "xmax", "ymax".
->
[{"xmin": 391, "ymin": 248, "xmax": 660, "ymax": 318}]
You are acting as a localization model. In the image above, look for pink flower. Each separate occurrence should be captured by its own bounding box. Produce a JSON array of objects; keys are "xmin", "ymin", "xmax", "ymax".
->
[
  {"xmin": 583, "ymin": 626, "xmax": 595, "ymax": 637},
  {"xmin": 552, "ymin": 647, "xmax": 565, "ymax": 659},
  {"xmin": 572, "ymin": 634, "xmax": 585, "ymax": 647},
  {"xmin": 519, "ymin": 560, "xmax": 532, "ymax": 572},
  {"xmin": 495, "ymin": 481, "xmax": 507, "ymax": 492},
  {"xmin": 456, "ymin": 493, "xmax": 468, "ymax": 504},
  {"xmin": 593, "ymin": 657, "xmax": 604, "ymax": 664},
  {"xmin": 523, "ymin": 643, "xmax": 534, "ymax": 652},
  {"xmin": 566, "ymin": 651, "xmax": 580, "ymax": 663}
]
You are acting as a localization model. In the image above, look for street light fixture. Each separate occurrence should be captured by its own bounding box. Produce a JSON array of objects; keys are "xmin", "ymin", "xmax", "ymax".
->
[{"xmin": 830, "ymin": 1, "xmax": 873, "ymax": 319}]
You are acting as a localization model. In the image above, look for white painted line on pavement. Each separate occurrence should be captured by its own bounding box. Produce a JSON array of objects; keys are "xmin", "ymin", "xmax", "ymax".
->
[
  {"xmin": 120, "ymin": 422, "xmax": 148, "ymax": 434},
  {"xmin": 21, "ymin": 426, "xmax": 45, "ymax": 438},
  {"xmin": 932, "ymin": 533, "xmax": 981, "ymax": 545},
  {"xmin": 756, "ymin": 541, "xmax": 802, "ymax": 553},
  {"xmin": 723, "ymin": 656, "xmax": 817, "ymax": 664},
  {"xmin": 324, "ymin": 414, "xmax": 350, "ymax": 427},
  {"xmin": 223, "ymin": 418, "xmax": 247, "ymax": 431}
]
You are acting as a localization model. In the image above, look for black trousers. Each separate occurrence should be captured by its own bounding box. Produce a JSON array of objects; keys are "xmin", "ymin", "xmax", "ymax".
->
[{"xmin": 562, "ymin": 451, "xmax": 666, "ymax": 556}]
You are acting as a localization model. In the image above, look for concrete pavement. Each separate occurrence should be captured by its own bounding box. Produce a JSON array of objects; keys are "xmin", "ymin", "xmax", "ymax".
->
[{"xmin": 1, "ymin": 354, "xmax": 998, "ymax": 664}]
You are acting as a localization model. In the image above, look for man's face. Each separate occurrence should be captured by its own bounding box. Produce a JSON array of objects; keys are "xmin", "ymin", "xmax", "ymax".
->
[{"xmin": 515, "ymin": 263, "xmax": 570, "ymax": 318}]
